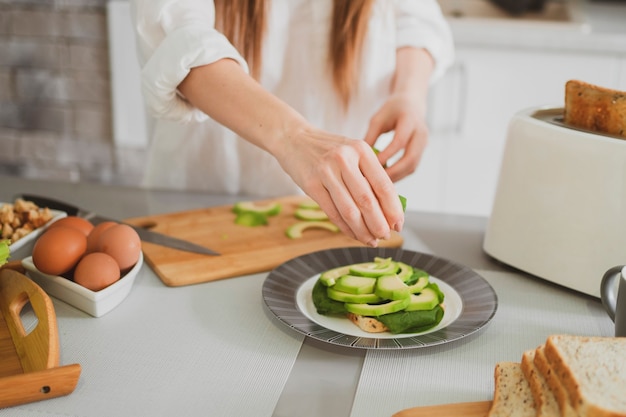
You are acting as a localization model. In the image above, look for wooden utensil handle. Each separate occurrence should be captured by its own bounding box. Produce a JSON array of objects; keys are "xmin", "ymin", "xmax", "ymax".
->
[
  {"xmin": 392, "ymin": 400, "xmax": 492, "ymax": 417},
  {"xmin": 0, "ymin": 364, "xmax": 81, "ymax": 408}
]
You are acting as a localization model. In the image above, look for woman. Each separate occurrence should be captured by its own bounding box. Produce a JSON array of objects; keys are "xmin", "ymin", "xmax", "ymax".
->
[{"xmin": 130, "ymin": 0, "xmax": 454, "ymax": 247}]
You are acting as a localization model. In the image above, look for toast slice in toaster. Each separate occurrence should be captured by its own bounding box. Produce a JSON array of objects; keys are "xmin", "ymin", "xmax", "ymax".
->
[{"xmin": 564, "ymin": 80, "xmax": 626, "ymax": 138}]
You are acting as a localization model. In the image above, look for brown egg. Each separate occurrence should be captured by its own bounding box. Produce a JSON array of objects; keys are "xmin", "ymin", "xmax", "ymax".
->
[
  {"xmin": 97, "ymin": 224, "xmax": 141, "ymax": 271},
  {"xmin": 74, "ymin": 252, "xmax": 121, "ymax": 291},
  {"xmin": 32, "ymin": 226, "xmax": 87, "ymax": 276},
  {"xmin": 48, "ymin": 216, "xmax": 94, "ymax": 236},
  {"xmin": 86, "ymin": 221, "xmax": 118, "ymax": 253}
]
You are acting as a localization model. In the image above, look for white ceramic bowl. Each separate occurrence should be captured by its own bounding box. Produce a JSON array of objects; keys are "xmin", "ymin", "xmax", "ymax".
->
[{"xmin": 21, "ymin": 252, "xmax": 143, "ymax": 317}]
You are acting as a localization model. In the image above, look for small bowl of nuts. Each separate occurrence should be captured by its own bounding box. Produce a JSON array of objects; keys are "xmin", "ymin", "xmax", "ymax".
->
[{"xmin": 1, "ymin": 198, "xmax": 67, "ymax": 254}]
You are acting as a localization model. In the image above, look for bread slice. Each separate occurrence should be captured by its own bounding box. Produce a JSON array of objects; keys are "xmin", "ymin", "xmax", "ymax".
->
[
  {"xmin": 544, "ymin": 335, "xmax": 626, "ymax": 417},
  {"xmin": 533, "ymin": 345, "xmax": 579, "ymax": 417},
  {"xmin": 521, "ymin": 349, "xmax": 560, "ymax": 417},
  {"xmin": 564, "ymin": 80, "xmax": 626, "ymax": 138},
  {"xmin": 346, "ymin": 313, "xmax": 389, "ymax": 333},
  {"xmin": 487, "ymin": 362, "xmax": 536, "ymax": 417}
]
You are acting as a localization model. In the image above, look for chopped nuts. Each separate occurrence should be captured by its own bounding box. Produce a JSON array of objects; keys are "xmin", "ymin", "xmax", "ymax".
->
[{"xmin": 0, "ymin": 199, "xmax": 53, "ymax": 244}]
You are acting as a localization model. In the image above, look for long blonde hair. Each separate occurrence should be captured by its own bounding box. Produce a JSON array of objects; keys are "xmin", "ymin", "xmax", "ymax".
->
[{"xmin": 214, "ymin": 0, "xmax": 375, "ymax": 108}]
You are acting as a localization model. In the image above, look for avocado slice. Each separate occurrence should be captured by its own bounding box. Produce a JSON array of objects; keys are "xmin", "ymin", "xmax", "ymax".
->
[
  {"xmin": 404, "ymin": 288, "xmax": 440, "ymax": 311},
  {"xmin": 232, "ymin": 201, "xmax": 281, "ymax": 216},
  {"xmin": 234, "ymin": 211, "xmax": 268, "ymax": 227},
  {"xmin": 396, "ymin": 262, "xmax": 414, "ymax": 282},
  {"xmin": 298, "ymin": 199, "xmax": 320, "ymax": 210},
  {"xmin": 349, "ymin": 259, "xmax": 398, "ymax": 277},
  {"xmin": 375, "ymin": 274, "xmax": 411, "ymax": 300},
  {"xmin": 327, "ymin": 287, "xmax": 382, "ymax": 303},
  {"xmin": 285, "ymin": 221, "xmax": 339, "ymax": 239},
  {"xmin": 319, "ymin": 265, "xmax": 351, "ymax": 287},
  {"xmin": 406, "ymin": 276, "xmax": 429, "ymax": 294},
  {"xmin": 332, "ymin": 275, "xmax": 377, "ymax": 295},
  {"xmin": 345, "ymin": 297, "xmax": 410, "ymax": 317},
  {"xmin": 294, "ymin": 208, "xmax": 329, "ymax": 221}
]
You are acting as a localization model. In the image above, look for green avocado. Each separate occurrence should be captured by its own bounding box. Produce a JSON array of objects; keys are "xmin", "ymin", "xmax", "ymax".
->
[
  {"xmin": 332, "ymin": 275, "xmax": 377, "ymax": 295},
  {"xmin": 406, "ymin": 276, "xmax": 429, "ymax": 294},
  {"xmin": 234, "ymin": 211, "xmax": 268, "ymax": 227},
  {"xmin": 319, "ymin": 265, "xmax": 351, "ymax": 287},
  {"xmin": 285, "ymin": 221, "xmax": 339, "ymax": 239},
  {"xmin": 294, "ymin": 208, "xmax": 329, "ymax": 221},
  {"xmin": 326, "ymin": 287, "xmax": 382, "ymax": 304},
  {"xmin": 232, "ymin": 201, "xmax": 281, "ymax": 216},
  {"xmin": 396, "ymin": 262, "xmax": 414, "ymax": 282},
  {"xmin": 375, "ymin": 274, "xmax": 411, "ymax": 300},
  {"xmin": 404, "ymin": 288, "xmax": 439, "ymax": 311},
  {"xmin": 349, "ymin": 259, "xmax": 398, "ymax": 278},
  {"xmin": 345, "ymin": 297, "xmax": 410, "ymax": 317}
]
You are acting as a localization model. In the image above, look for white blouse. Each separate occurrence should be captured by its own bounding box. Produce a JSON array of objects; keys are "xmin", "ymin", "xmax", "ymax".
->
[{"xmin": 131, "ymin": 0, "xmax": 454, "ymax": 195}]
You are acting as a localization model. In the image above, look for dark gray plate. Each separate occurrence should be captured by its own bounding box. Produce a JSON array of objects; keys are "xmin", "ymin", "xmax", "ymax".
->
[{"xmin": 262, "ymin": 247, "xmax": 498, "ymax": 350}]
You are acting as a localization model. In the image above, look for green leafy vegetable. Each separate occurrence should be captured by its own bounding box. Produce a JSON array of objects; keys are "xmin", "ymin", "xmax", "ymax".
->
[
  {"xmin": 405, "ymin": 268, "xmax": 429, "ymax": 286},
  {"xmin": 0, "ymin": 239, "xmax": 10, "ymax": 266},
  {"xmin": 312, "ymin": 279, "xmax": 347, "ymax": 315},
  {"xmin": 399, "ymin": 195, "xmax": 407, "ymax": 212},
  {"xmin": 376, "ymin": 305, "xmax": 444, "ymax": 334}
]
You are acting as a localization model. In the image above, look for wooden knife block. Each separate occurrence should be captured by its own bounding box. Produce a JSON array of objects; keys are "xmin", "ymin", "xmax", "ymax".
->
[{"xmin": 0, "ymin": 262, "xmax": 81, "ymax": 408}]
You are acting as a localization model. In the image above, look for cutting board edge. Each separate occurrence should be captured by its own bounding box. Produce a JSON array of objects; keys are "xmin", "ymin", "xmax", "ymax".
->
[{"xmin": 392, "ymin": 400, "xmax": 492, "ymax": 417}]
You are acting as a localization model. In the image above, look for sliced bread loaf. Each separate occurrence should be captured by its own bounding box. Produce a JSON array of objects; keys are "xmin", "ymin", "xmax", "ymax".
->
[
  {"xmin": 521, "ymin": 349, "xmax": 560, "ymax": 417},
  {"xmin": 544, "ymin": 335, "xmax": 626, "ymax": 417},
  {"xmin": 533, "ymin": 345, "xmax": 579, "ymax": 417},
  {"xmin": 487, "ymin": 362, "xmax": 536, "ymax": 417}
]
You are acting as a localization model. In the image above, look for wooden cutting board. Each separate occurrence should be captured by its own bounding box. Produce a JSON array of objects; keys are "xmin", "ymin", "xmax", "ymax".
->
[
  {"xmin": 392, "ymin": 401, "xmax": 492, "ymax": 417},
  {"xmin": 124, "ymin": 195, "xmax": 403, "ymax": 287}
]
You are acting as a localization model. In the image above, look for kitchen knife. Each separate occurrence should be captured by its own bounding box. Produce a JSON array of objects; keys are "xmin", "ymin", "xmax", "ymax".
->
[{"xmin": 17, "ymin": 194, "xmax": 220, "ymax": 256}]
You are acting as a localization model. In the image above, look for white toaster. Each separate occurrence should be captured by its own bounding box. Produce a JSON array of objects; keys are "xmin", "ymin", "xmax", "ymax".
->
[{"xmin": 483, "ymin": 107, "xmax": 626, "ymax": 298}]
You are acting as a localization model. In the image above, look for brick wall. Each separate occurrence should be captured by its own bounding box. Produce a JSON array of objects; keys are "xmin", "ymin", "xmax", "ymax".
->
[{"xmin": 0, "ymin": 0, "xmax": 145, "ymax": 186}]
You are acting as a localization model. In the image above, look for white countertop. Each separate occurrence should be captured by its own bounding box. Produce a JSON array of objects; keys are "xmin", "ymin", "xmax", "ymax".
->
[{"xmin": 0, "ymin": 176, "xmax": 617, "ymax": 417}]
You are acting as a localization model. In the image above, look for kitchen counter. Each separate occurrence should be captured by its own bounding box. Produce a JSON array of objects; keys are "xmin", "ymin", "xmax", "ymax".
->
[
  {"xmin": 443, "ymin": 0, "xmax": 626, "ymax": 54},
  {"xmin": 0, "ymin": 175, "xmax": 615, "ymax": 417}
]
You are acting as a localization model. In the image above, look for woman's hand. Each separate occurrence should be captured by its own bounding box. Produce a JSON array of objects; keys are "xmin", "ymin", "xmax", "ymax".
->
[
  {"xmin": 364, "ymin": 47, "xmax": 434, "ymax": 182},
  {"xmin": 364, "ymin": 91, "xmax": 429, "ymax": 182},
  {"xmin": 275, "ymin": 126, "xmax": 404, "ymax": 247}
]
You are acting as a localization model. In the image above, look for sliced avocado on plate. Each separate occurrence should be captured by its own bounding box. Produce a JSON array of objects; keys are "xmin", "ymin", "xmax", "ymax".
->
[
  {"xmin": 332, "ymin": 275, "xmax": 377, "ymax": 295},
  {"xmin": 319, "ymin": 265, "xmax": 351, "ymax": 287},
  {"xmin": 345, "ymin": 297, "xmax": 410, "ymax": 317},
  {"xmin": 327, "ymin": 287, "xmax": 383, "ymax": 304},
  {"xmin": 348, "ymin": 258, "xmax": 398, "ymax": 278},
  {"xmin": 375, "ymin": 274, "xmax": 411, "ymax": 300},
  {"xmin": 404, "ymin": 288, "xmax": 440, "ymax": 311}
]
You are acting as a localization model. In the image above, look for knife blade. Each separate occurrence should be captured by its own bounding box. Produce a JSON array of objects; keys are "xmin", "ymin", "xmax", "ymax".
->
[{"xmin": 17, "ymin": 194, "xmax": 220, "ymax": 256}]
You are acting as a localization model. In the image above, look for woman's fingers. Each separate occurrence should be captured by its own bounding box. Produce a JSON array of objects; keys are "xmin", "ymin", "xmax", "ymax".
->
[{"xmin": 302, "ymin": 140, "xmax": 402, "ymax": 246}]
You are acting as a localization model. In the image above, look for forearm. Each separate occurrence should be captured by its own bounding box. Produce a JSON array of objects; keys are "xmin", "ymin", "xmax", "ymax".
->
[
  {"xmin": 177, "ymin": 58, "xmax": 308, "ymax": 159},
  {"xmin": 392, "ymin": 47, "xmax": 434, "ymax": 100}
]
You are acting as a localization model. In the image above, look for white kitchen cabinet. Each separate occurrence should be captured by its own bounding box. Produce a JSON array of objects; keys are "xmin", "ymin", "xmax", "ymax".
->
[
  {"xmin": 399, "ymin": 45, "xmax": 623, "ymax": 216},
  {"xmin": 619, "ymin": 57, "xmax": 626, "ymax": 89}
]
